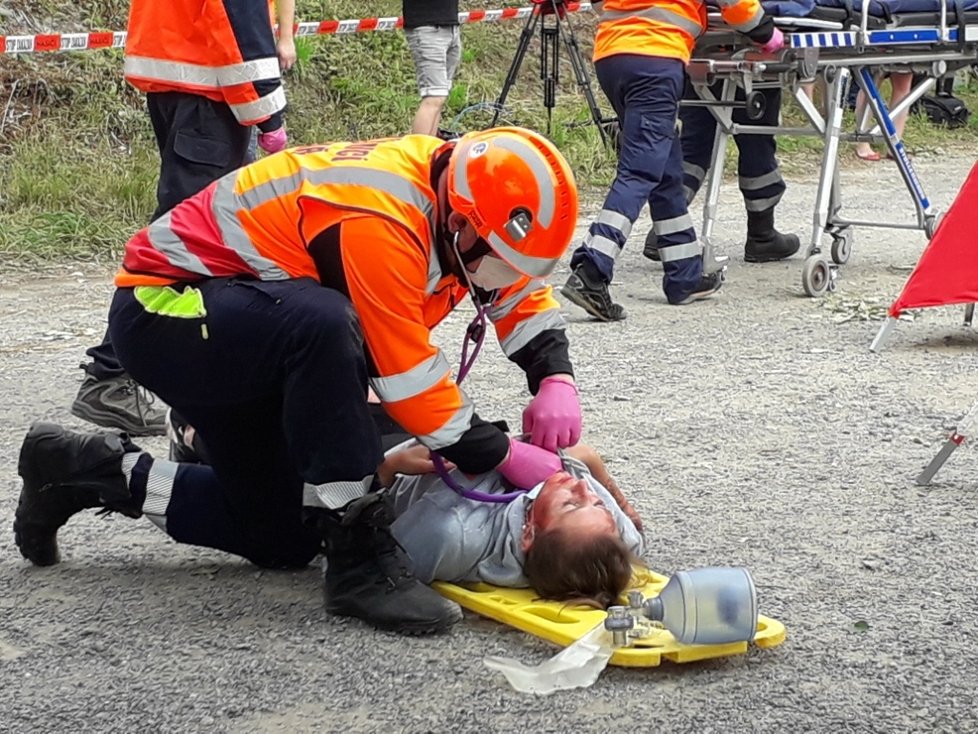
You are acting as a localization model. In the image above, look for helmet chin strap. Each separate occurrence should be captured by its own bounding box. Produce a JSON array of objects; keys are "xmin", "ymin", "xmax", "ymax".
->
[{"xmin": 450, "ymin": 231, "xmax": 498, "ymax": 310}]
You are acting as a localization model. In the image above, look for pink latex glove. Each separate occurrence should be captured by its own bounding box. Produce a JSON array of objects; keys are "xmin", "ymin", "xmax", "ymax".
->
[
  {"xmin": 521, "ymin": 376, "xmax": 582, "ymax": 453},
  {"xmin": 258, "ymin": 127, "xmax": 288, "ymax": 154},
  {"xmin": 497, "ymin": 439, "xmax": 563, "ymax": 490},
  {"xmin": 758, "ymin": 27, "xmax": 785, "ymax": 53}
]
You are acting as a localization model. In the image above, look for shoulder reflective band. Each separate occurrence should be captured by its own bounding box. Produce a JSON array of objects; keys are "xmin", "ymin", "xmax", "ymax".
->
[{"xmin": 598, "ymin": 5, "xmax": 703, "ymax": 39}]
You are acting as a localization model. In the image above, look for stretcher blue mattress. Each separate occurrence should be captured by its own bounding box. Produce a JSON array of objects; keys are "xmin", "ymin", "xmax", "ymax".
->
[
  {"xmin": 813, "ymin": 0, "xmax": 978, "ymax": 15},
  {"xmin": 734, "ymin": 0, "xmax": 978, "ymax": 20}
]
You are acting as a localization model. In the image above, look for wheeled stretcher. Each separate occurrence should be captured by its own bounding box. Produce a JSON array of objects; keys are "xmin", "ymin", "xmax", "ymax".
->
[{"xmin": 686, "ymin": 0, "xmax": 976, "ymax": 296}]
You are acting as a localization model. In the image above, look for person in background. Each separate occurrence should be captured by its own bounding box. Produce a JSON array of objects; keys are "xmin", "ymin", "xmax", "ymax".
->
[
  {"xmin": 645, "ymin": 84, "xmax": 800, "ymax": 265},
  {"xmin": 562, "ymin": 0, "xmax": 785, "ymax": 321},
  {"xmin": 71, "ymin": 0, "xmax": 291, "ymax": 437},
  {"xmin": 854, "ymin": 69, "xmax": 913, "ymax": 162},
  {"xmin": 403, "ymin": 0, "xmax": 462, "ymax": 136}
]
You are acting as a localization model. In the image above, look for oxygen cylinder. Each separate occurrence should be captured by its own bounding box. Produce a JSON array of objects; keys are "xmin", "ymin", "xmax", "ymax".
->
[{"xmin": 644, "ymin": 567, "xmax": 758, "ymax": 645}]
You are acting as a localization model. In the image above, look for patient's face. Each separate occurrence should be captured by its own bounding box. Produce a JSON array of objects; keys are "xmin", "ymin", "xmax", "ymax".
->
[{"xmin": 527, "ymin": 471, "xmax": 618, "ymax": 538}]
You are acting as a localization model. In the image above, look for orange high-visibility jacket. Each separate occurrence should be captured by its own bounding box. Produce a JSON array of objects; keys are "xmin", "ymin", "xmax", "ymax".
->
[
  {"xmin": 594, "ymin": 0, "xmax": 768, "ymax": 63},
  {"xmin": 124, "ymin": 0, "xmax": 286, "ymax": 126},
  {"xmin": 116, "ymin": 136, "xmax": 571, "ymax": 471}
]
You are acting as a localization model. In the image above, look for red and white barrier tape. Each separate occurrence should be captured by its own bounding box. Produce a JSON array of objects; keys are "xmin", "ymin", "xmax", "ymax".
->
[{"xmin": 1, "ymin": 3, "xmax": 593, "ymax": 54}]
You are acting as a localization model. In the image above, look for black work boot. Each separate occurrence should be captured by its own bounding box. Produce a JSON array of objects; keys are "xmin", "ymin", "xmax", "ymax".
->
[
  {"xmin": 669, "ymin": 270, "xmax": 724, "ymax": 305},
  {"xmin": 319, "ymin": 492, "xmax": 462, "ymax": 635},
  {"xmin": 643, "ymin": 230, "xmax": 661, "ymax": 262},
  {"xmin": 744, "ymin": 208, "xmax": 801, "ymax": 263},
  {"xmin": 561, "ymin": 261, "xmax": 626, "ymax": 322},
  {"xmin": 14, "ymin": 423, "xmax": 143, "ymax": 566}
]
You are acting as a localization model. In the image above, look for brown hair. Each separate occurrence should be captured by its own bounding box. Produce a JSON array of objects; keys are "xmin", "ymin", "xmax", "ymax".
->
[{"xmin": 522, "ymin": 527, "xmax": 637, "ymax": 609}]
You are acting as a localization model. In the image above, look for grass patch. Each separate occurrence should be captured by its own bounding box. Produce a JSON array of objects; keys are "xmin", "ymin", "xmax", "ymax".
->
[{"xmin": 1, "ymin": 1, "xmax": 977, "ymax": 263}]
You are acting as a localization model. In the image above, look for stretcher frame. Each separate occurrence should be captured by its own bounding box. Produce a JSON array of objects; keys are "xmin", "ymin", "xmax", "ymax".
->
[{"xmin": 685, "ymin": 0, "xmax": 975, "ymax": 296}]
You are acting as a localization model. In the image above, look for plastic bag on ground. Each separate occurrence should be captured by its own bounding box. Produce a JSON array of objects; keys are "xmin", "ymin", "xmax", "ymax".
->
[{"xmin": 483, "ymin": 622, "xmax": 614, "ymax": 695}]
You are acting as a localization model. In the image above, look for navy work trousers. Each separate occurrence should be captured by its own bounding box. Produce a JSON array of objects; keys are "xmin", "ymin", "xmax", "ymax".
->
[
  {"xmin": 570, "ymin": 54, "xmax": 702, "ymax": 303},
  {"xmin": 109, "ymin": 278, "xmax": 383, "ymax": 568},
  {"xmin": 680, "ymin": 84, "xmax": 785, "ymax": 212},
  {"xmin": 87, "ymin": 93, "xmax": 253, "ymax": 381}
]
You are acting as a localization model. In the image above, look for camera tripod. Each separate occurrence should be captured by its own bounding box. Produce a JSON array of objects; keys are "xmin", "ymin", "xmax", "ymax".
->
[{"xmin": 491, "ymin": 0, "xmax": 615, "ymax": 146}]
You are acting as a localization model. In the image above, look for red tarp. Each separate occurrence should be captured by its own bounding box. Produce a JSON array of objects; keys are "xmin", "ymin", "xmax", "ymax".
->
[{"xmin": 889, "ymin": 160, "xmax": 978, "ymax": 317}]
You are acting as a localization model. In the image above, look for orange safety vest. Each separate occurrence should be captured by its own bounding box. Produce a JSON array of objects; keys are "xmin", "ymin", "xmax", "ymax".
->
[
  {"xmin": 594, "ymin": 0, "xmax": 766, "ymax": 64},
  {"xmin": 116, "ymin": 136, "xmax": 565, "ymax": 453},
  {"xmin": 124, "ymin": 0, "xmax": 285, "ymax": 126}
]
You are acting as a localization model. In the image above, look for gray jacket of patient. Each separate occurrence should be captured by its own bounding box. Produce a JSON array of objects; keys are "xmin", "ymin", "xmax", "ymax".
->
[{"xmin": 388, "ymin": 453, "xmax": 645, "ymax": 587}]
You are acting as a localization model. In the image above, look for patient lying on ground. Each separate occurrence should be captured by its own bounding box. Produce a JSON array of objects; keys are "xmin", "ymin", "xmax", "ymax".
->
[{"xmin": 379, "ymin": 441, "xmax": 646, "ymax": 609}]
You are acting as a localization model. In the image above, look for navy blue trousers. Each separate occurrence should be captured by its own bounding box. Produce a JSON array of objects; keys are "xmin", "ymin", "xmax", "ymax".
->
[
  {"xmin": 87, "ymin": 93, "xmax": 253, "ymax": 381},
  {"xmin": 570, "ymin": 54, "xmax": 702, "ymax": 302},
  {"xmin": 109, "ymin": 278, "xmax": 383, "ymax": 568},
  {"xmin": 680, "ymin": 84, "xmax": 785, "ymax": 212}
]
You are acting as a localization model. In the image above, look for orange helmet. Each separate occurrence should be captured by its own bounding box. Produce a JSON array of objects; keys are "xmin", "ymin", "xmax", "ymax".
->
[{"xmin": 447, "ymin": 127, "xmax": 578, "ymax": 280}]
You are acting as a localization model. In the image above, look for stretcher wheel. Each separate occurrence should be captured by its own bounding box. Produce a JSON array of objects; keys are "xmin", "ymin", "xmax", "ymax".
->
[
  {"xmin": 745, "ymin": 91, "xmax": 766, "ymax": 121},
  {"xmin": 802, "ymin": 255, "xmax": 832, "ymax": 297},
  {"xmin": 924, "ymin": 213, "xmax": 941, "ymax": 239},
  {"xmin": 830, "ymin": 229, "xmax": 853, "ymax": 265}
]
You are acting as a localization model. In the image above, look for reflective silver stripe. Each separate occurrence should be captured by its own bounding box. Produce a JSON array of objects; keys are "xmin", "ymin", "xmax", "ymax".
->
[
  {"xmin": 307, "ymin": 167, "xmax": 436, "ymax": 244},
  {"xmin": 659, "ymin": 241, "xmax": 702, "ymax": 262},
  {"xmin": 303, "ymin": 476, "xmax": 372, "ymax": 510},
  {"xmin": 682, "ymin": 161, "xmax": 706, "ymax": 184},
  {"xmin": 744, "ymin": 193, "xmax": 783, "ymax": 212},
  {"xmin": 739, "ymin": 169, "xmax": 783, "ymax": 191},
  {"xmin": 224, "ymin": 164, "xmax": 436, "ymax": 279},
  {"xmin": 237, "ymin": 171, "xmax": 305, "ymax": 211},
  {"xmin": 490, "ymin": 137, "xmax": 554, "ymax": 228},
  {"xmin": 600, "ymin": 6, "xmax": 703, "ymax": 37},
  {"xmin": 595, "ymin": 209, "xmax": 632, "ymax": 238},
  {"xmin": 370, "ymin": 352, "xmax": 452, "ymax": 403},
  {"xmin": 585, "ymin": 233, "xmax": 621, "ymax": 259},
  {"xmin": 653, "ymin": 213, "xmax": 694, "ymax": 236},
  {"xmin": 426, "ymin": 249, "xmax": 443, "ymax": 295},
  {"xmin": 214, "ymin": 57, "xmax": 281, "ymax": 86},
  {"xmin": 487, "ymin": 231, "xmax": 558, "ymax": 278},
  {"xmin": 124, "ymin": 55, "xmax": 279, "ymax": 89},
  {"xmin": 125, "ymin": 56, "xmax": 219, "ymax": 87},
  {"xmin": 500, "ymin": 308, "xmax": 566, "ymax": 357},
  {"xmin": 142, "ymin": 459, "xmax": 177, "ymax": 532},
  {"xmin": 230, "ymin": 87, "xmax": 287, "ymax": 123},
  {"xmin": 416, "ymin": 397, "xmax": 476, "ymax": 450},
  {"xmin": 147, "ymin": 214, "xmax": 214, "ymax": 276},
  {"xmin": 453, "ymin": 136, "xmax": 555, "ymax": 224},
  {"xmin": 729, "ymin": 6, "xmax": 764, "ymax": 32},
  {"xmin": 488, "ymin": 279, "xmax": 546, "ymax": 321},
  {"xmin": 212, "ymin": 177, "xmax": 290, "ymax": 280}
]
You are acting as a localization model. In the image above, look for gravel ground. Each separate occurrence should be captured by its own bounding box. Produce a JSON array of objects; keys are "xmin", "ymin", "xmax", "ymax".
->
[{"xmin": 2, "ymin": 153, "xmax": 978, "ymax": 733}]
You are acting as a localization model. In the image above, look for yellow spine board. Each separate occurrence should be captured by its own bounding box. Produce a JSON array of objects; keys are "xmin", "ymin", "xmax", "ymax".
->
[{"xmin": 434, "ymin": 573, "xmax": 787, "ymax": 668}]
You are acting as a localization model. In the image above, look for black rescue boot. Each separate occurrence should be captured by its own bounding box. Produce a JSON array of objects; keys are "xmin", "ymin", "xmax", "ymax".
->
[
  {"xmin": 669, "ymin": 270, "xmax": 724, "ymax": 305},
  {"xmin": 561, "ymin": 260, "xmax": 626, "ymax": 322},
  {"xmin": 320, "ymin": 492, "xmax": 462, "ymax": 635},
  {"xmin": 643, "ymin": 230, "xmax": 661, "ymax": 262},
  {"xmin": 744, "ymin": 208, "xmax": 801, "ymax": 263},
  {"xmin": 14, "ymin": 422, "xmax": 143, "ymax": 566}
]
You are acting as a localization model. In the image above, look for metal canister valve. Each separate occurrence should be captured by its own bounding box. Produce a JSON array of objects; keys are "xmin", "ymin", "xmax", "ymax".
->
[{"xmin": 604, "ymin": 605, "xmax": 635, "ymax": 647}]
